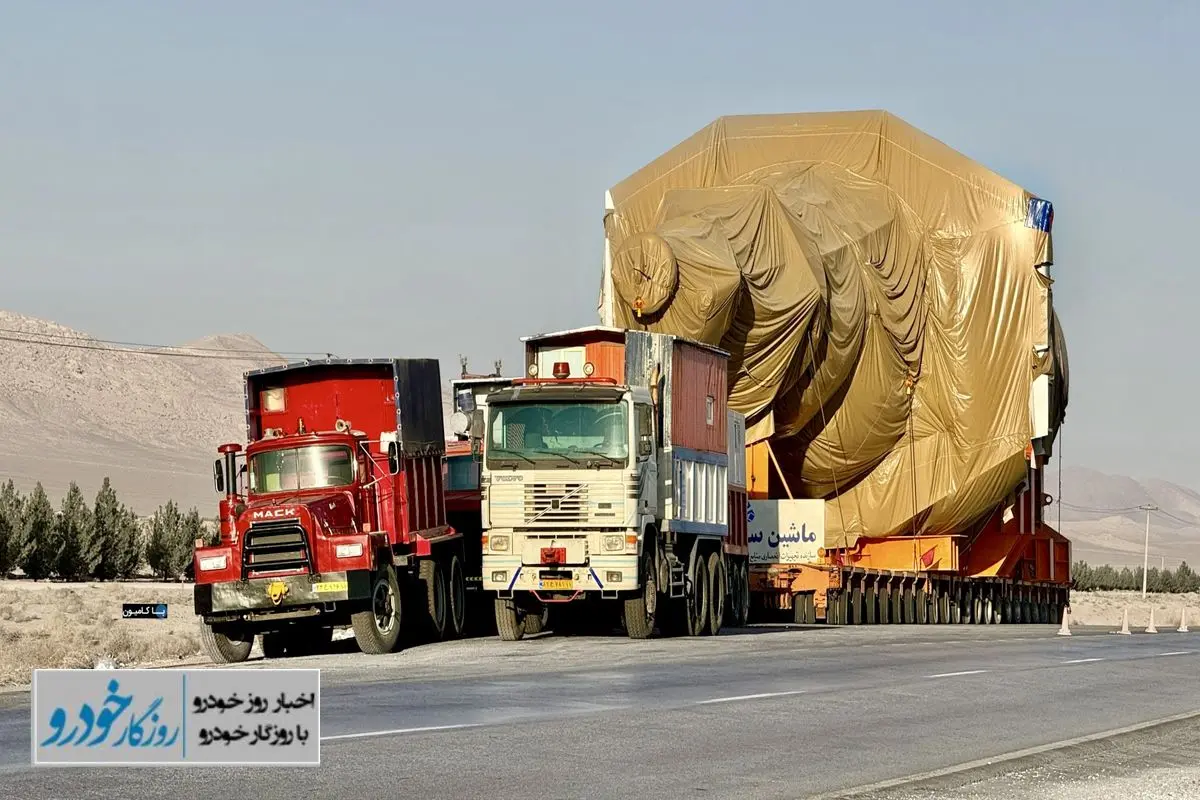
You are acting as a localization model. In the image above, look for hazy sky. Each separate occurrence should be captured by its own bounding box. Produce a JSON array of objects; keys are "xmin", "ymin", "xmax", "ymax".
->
[{"xmin": 2, "ymin": 1, "xmax": 1197, "ymax": 486}]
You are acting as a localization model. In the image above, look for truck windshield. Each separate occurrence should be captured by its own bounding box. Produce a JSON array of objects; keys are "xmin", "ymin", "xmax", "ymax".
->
[
  {"xmin": 487, "ymin": 401, "xmax": 628, "ymax": 468},
  {"xmin": 248, "ymin": 444, "xmax": 355, "ymax": 494}
]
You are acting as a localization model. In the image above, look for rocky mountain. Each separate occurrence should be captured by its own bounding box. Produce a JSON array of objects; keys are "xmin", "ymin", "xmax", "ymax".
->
[
  {"xmin": 2, "ymin": 310, "xmax": 1197, "ymax": 568},
  {"xmin": 1054, "ymin": 466, "xmax": 1200, "ymax": 569},
  {"xmin": 0, "ymin": 311, "xmax": 464, "ymax": 516},
  {"xmin": 0, "ymin": 310, "xmax": 283, "ymax": 514}
]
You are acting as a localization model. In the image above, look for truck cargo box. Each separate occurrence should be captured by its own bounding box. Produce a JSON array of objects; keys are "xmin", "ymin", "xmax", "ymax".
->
[{"xmin": 245, "ymin": 358, "xmax": 446, "ymax": 457}]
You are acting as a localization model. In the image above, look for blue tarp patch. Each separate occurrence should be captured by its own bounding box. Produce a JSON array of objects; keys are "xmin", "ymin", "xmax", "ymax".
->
[{"xmin": 1026, "ymin": 197, "xmax": 1054, "ymax": 232}]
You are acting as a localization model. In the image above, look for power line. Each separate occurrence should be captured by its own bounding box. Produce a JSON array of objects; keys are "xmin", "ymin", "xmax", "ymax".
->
[
  {"xmin": 1058, "ymin": 501, "xmax": 1145, "ymax": 514},
  {"xmin": 1056, "ymin": 499, "xmax": 1198, "ymax": 527},
  {"xmin": 1153, "ymin": 507, "xmax": 1197, "ymax": 526},
  {"xmin": 0, "ymin": 332, "xmax": 322, "ymax": 363},
  {"xmin": 0, "ymin": 325, "xmax": 326, "ymax": 357}
]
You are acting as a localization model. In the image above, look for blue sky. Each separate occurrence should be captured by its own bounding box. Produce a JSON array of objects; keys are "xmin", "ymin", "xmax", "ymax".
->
[{"xmin": 2, "ymin": 1, "xmax": 1197, "ymax": 485}]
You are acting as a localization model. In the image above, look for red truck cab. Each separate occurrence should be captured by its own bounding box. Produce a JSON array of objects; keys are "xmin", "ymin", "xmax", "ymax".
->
[{"xmin": 193, "ymin": 358, "xmax": 468, "ymax": 663}]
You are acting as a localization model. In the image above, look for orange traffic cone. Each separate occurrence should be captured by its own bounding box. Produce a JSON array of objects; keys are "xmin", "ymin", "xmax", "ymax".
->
[
  {"xmin": 1178, "ymin": 607, "xmax": 1189, "ymax": 633},
  {"xmin": 1146, "ymin": 607, "xmax": 1158, "ymax": 634}
]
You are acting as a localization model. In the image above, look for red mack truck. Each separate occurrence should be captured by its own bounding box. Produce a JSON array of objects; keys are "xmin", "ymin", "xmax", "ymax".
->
[{"xmin": 193, "ymin": 358, "xmax": 480, "ymax": 663}]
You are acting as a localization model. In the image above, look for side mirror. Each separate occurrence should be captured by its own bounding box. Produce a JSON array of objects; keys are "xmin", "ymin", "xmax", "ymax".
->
[
  {"xmin": 387, "ymin": 441, "xmax": 400, "ymax": 475},
  {"xmin": 639, "ymin": 433, "xmax": 653, "ymax": 458},
  {"xmin": 213, "ymin": 459, "xmax": 225, "ymax": 493}
]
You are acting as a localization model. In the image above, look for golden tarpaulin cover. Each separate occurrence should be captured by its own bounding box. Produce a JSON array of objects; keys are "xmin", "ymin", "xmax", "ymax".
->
[{"xmin": 599, "ymin": 110, "xmax": 1068, "ymax": 549}]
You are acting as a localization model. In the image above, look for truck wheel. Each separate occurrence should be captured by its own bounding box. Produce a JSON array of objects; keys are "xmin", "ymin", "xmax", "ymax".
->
[
  {"xmin": 624, "ymin": 555, "xmax": 657, "ymax": 640},
  {"xmin": 687, "ymin": 550, "xmax": 710, "ymax": 637},
  {"xmin": 524, "ymin": 603, "xmax": 549, "ymax": 635},
  {"xmin": 728, "ymin": 562, "xmax": 746, "ymax": 627},
  {"xmin": 448, "ymin": 554, "xmax": 467, "ymax": 638},
  {"xmin": 734, "ymin": 563, "xmax": 744, "ymax": 623},
  {"xmin": 495, "ymin": 597, "xmax": 525, "ymax": 641},
  {"xmin": 707, "ymin": 552, "xmax": 725, "ymax": 636},
  {"xmin": 199, "ymin": 621, "xmax": 253, "ymax": 664},
  {"xmin": 352, "ymin": 567, "xmax": 402, "ymax": 654},
  {"xmin": 420, "ymin": 558, "xmax": 448, "ymax": 640}
]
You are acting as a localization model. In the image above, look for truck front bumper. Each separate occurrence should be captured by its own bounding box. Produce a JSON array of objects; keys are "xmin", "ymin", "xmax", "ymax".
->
[
  {"xmin": 482, "ymin": 556, "xmax": 639, "ymax": 594},
  {"xmin": 194, "ymin": 570, "xmax": 372, "ymax": 617}
]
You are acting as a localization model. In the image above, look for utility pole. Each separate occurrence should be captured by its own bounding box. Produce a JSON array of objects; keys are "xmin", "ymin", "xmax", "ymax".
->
[{"xmin": 1140, "ymin": 503, "xmax": 1158, "ymax": 598}]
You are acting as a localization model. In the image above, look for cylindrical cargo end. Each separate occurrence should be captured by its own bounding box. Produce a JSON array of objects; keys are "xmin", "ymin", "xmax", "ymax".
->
[{"xmin": 611, "ymin": 232, "xmax": 678, "ymax": 318}]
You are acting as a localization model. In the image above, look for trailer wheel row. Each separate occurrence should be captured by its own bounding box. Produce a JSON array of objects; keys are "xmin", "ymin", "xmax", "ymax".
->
[{"xmin": 793, "ymin": 573, "xmax": 1069, "ymax": 626}]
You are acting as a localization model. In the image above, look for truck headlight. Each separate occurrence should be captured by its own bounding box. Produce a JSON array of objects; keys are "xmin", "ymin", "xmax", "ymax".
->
[
  {"xmin": 490, "ymin": 535, "xmax": 510, "ymax": 552},
  {"xmin": 198, "ymin": 555, "xmax": 227, "ymax": 571},
  {"xmin": 335, "ymin": 542, "xmax": 364, "ymax": 559},
  {"xmin": 603, "ymin": 534, "xmax": 624, "ymax": 552}
]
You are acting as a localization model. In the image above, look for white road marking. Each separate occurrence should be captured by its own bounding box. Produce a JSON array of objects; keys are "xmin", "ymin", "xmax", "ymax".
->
[
  {"xmin": 696, "ymin": 690, "xmax": 805, "ymax": 705},
  {"xmin": 1157, "ymin": 651, "xmax": 1195, "ymax": 657},
  {"xmin": 1063, "ymin": 657, "xmax": 1104, "ymax": 664},
  {"xmin": 322, "ymin": 723, "xmax": 481, "ymax": 741},
  {"xmin": 925, "ymin": 669, "xmax": 988, "ymax": 678}
]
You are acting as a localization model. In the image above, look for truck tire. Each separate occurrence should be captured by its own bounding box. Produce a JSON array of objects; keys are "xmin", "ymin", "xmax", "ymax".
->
[
  {"xmin": 624, "ymin": 555, "xmax": 657, "ymax": 640},
  {"xmin": 524, "ymin": 603, "xmax": 549, "ymax": 635},
  {"xmin": 707, "ymin": 552, "xmax": 725, "ymax": 636},
  {"xmin": 495, "ymin": 597, "xmax": 525, "ymax": 641},
  {"xmin": 734, "ymin": 566, "xmax": 744, "ymax": 628},
  {"xmin": 686, "ymin": 549, "xmax": 710, "ymax": 637},
  {"xmin": 420, "ymin": 558, "xmax": 448, "ymax": 640},
  {"xmin": 352, "ymin": 567, "xmax": 402, "ymax": 654},
  {"xmin": 448, "ymin": 554, "xmax": 467, "ymax": 638},
  {"xmin": 199, "ymin": 621, "xmax": 253, "ymax": 664}
]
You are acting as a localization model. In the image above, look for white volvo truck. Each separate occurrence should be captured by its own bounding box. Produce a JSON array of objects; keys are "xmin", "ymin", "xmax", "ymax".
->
[{"xmin": 476, "ymin": 325, "xmax": 748, "ymax": 640}]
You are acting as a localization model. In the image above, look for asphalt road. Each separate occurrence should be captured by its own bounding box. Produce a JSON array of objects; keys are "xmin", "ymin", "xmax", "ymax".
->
[{"xmin": 1, "ymin": 624, "xmax": 1198, "ymax": 799}]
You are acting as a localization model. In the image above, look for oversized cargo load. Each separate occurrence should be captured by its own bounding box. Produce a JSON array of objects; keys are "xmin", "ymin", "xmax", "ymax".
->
[{"xmin": 598, "ymin": 110, "xmax": 1068, "ymax": 550}]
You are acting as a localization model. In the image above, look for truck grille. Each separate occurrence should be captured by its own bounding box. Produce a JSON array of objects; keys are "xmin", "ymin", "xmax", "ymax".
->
[
  {"xmin": 242, "ymin": 520, "xmax": 311, "ymax": 578},
  {"xmin": 525, "ymin": 482, "xmax": 589, "ymax": 524}
]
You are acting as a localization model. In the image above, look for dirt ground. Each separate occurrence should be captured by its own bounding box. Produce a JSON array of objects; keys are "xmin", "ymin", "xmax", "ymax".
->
[
  {"xmin": 0, "ymin": 582, "xmax": 1195, "ymax": 689},
  {"xmin": 0, "ymin": 580, "xmax": 203, "ymax": 687}
]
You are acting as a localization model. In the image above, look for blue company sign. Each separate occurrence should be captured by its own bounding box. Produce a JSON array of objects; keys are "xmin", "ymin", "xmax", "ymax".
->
[
  {"xmin": 122, "ymin": 603, "xmax": 167, "ymax": 620},
  {"xmin": 31, "ymin": 668, "xmax": 320, "ymax": 766}
]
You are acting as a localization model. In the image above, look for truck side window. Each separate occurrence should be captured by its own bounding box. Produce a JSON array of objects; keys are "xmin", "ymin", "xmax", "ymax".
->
[{"xmin": 636, "ymin": 404, "xmax": 653, "ymax": 460}]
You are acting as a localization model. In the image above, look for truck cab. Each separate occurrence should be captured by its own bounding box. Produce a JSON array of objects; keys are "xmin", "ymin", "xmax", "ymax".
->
[{"xmin": 193, "ymin": 358, "xmax": 469, "ymax": 662}]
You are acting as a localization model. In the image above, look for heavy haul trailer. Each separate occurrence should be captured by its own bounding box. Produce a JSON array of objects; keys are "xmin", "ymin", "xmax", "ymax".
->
[
  {"xmin": 476, "ymin": 325, "xmax": 750, "ymax": 639},
  {"xmin": 597, "ymin": 110, "xmax": 1072, "ymax": 626},
  {"xmin": 744, "ymin": 453, "xmax": 1072, "ymax": 625},
  {"xmin": 193, "ymin": 358, "xmax": 481, "ymax": 663}
]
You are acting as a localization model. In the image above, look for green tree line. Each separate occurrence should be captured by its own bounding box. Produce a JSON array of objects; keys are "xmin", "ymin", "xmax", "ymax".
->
[
  {"xmin": 0, "ymin": 478, "xmax": 204, "ymax": 582},
  {"xmin": 1072, "ymin": 560, "xmax": 1200, "ymax": 593}
]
